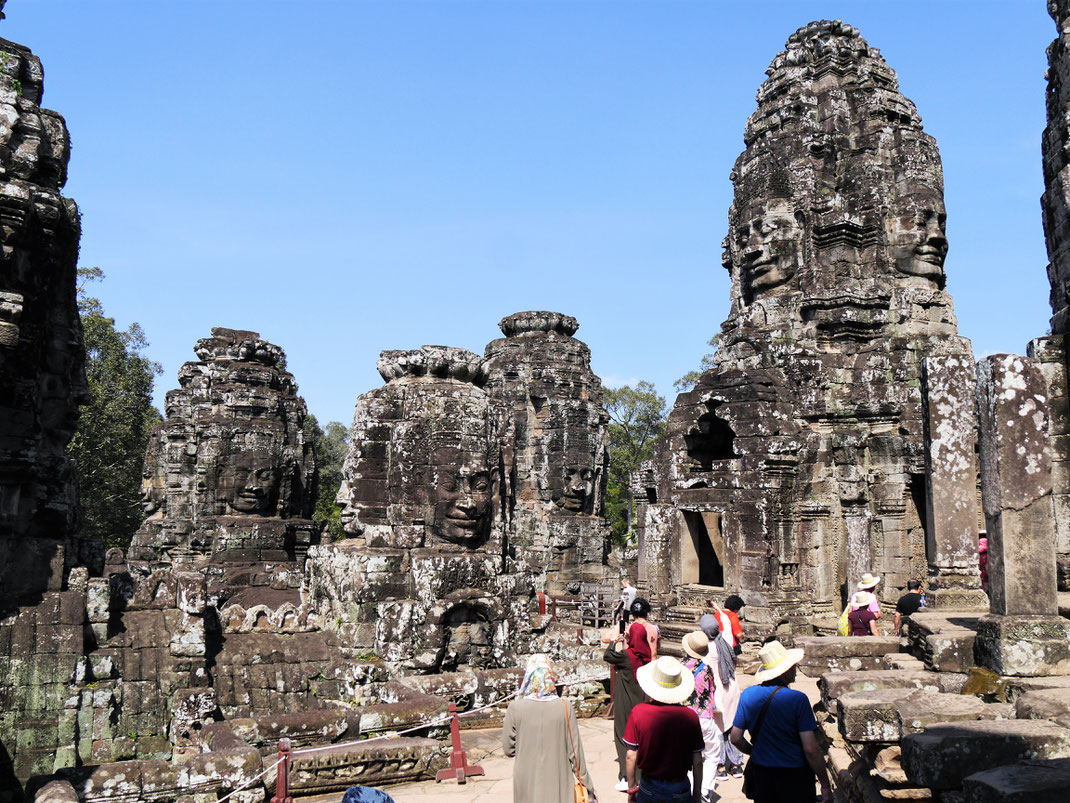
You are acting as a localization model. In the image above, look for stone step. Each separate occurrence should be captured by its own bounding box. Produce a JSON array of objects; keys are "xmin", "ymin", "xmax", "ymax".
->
[
  {"xmin": 902, "ymin": 719, "xmax": 1070, "ymax": 791},
  {"xmin": 963, "ymin": 757, "xmax": 1070, "ymax": 802},
  {"xmin": 837, "ymin": 687, "xmax": 1010, "ymax": 744},
  {"xmin": 819, "ymin": 670, "xmax": 967, "ymax": 715}
]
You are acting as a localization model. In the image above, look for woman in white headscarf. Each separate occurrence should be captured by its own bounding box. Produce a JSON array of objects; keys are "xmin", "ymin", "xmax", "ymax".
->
[{"xmin": 503, "ymin": 655, "xmax": 597, "ymax": 803}]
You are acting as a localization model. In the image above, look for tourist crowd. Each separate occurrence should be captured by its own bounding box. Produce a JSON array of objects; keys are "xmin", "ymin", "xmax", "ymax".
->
[{"xmin": 502, "ymin": 588, "xmax": 833, "ymax": 803}]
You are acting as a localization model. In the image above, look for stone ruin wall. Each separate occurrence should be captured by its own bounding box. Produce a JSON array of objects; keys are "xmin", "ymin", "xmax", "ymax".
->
[{"xmin": 637, "ymin": 20, "xmax": 983, "ymax": 624}]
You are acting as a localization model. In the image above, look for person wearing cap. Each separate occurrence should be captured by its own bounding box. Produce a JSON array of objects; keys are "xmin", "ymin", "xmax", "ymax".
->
[
  {"xmin": 623, "ymin": 656, "xmax": 705, "ymax": 803},
  {"xmin": 849, "ymin": 573, "xmax": 882, "ymax": 618},
  {"xmin": 847, "ymin": 591, "xmax": 880, "ymax": 636},
  {"xmin": 730, "ymin": 641, "xmax": 833, "ymax": 803}
]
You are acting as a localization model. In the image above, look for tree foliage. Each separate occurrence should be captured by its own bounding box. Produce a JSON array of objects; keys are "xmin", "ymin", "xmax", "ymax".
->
[
  {"xmin": 604, "ymin": 381, "xmax": 667, "ymax": 544},
  {"xmin": 674, "ymin": 333, "xmax": 723, "ymax": 392},
  {"xmin": 68, "ymin": 268, "xmax": 162, "ymax": 548},
  {"xmin": 303, "ymin": 414, "xmax": 349, "ymax": 540}
]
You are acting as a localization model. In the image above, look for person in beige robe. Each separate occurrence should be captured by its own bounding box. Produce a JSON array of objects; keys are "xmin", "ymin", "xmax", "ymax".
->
[{"xmin": 502, "ymin": 654, "xmax": 597, "ymax": 803}]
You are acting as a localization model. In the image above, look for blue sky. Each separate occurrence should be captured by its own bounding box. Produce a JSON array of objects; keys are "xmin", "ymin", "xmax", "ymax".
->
[{"xmin": 4, "ymin": 1, "xmax": 1055, "ymax": 425}]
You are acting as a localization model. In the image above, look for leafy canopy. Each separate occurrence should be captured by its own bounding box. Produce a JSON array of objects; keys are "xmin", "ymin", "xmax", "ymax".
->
[
  {"xmin": 68, "ymin": 268, "xmax": 162, "ymax": 548},
  {"xmin": 303, "ymin": 414, "xmax": 349, "ymax": 540},
  {"xmin": 604, "ymin": 381, "xmax": 666, "ymax": 544}
]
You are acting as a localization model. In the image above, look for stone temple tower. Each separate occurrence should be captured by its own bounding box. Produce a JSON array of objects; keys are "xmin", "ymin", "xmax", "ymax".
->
[
  {"xmin": 0, "ymin": 37, "xmax": 87, "ymax": 605},
  {"xmin": 483, "ymin": 311, "xmax": 611, "ymax": 594},
  {"xmin": 637, "ymin": 20, "xmax": 979, "ymax": 623}
]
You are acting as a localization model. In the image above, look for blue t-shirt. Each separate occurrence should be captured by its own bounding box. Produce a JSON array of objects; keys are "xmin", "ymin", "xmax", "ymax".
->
[{"xmin": 732, "ymin": 685, "xmax": 817, "ymax": 768}]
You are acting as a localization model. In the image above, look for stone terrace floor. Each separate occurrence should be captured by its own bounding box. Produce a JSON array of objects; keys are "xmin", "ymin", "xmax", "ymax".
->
[{"xmin": 300, "ymin": 672, "xmax": 824, "ymax": 803}]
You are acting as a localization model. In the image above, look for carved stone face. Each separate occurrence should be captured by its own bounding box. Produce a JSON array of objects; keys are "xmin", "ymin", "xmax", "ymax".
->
[
  {"xmin": 737, "ymin": 199, "xmax": 803, "ymax": 297},
  {"xmin": 335, "ymin": 477, "xmax": 359, "ymax": 535},
  {"xmin": 222, "ymin": 450, "xmax": 280, "ymax": 515},
  {"xmin": 887, "ymin": 193, "xmax": 947, "ymax": 282},
  {"xmin": 433, "ymin": 449, "xmax": 492, "ymax": 546},
  {"xmin": 553, "ymin": 467, "xmax": 594, "ymax": 513}
]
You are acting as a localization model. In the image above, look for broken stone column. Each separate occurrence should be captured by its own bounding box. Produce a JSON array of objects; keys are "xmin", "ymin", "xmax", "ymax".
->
[
  {"xmin": 920, "ymin": 355, "xmax": 987, "ymax": 609},
  {"xmin": 975, "ymin": 354, "xmax": 1070, "ymax": 675}
]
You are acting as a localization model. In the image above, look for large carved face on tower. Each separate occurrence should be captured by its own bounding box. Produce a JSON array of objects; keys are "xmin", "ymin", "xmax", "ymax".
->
[
  {"xmin": 737, "ymin": 199, "xmax": 804, "ymax": 298},
  {"xmin": 553, "ymin": 467, "xmax": 594, "ymax": 514},
  {"xmin": 887, "ymin": 191, "xmax": 948, "ymax": 284},
  {"xmin": 220, "ymin": 449, "xmax": 280, "ymax": 515},
  {"xmin": 432, "ymin": 447, "xmax": 492, "ymax": 546}
]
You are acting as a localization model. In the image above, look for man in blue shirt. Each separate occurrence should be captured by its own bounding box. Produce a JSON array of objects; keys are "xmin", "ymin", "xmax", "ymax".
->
[{"xmin": 730, "ymin": 640, "xmax": 832, "ymax": 803}]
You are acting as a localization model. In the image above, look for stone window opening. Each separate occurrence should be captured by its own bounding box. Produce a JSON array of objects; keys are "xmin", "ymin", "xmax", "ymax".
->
[{"xmin": 685, "ymin": 404, "xmax": 737, "ymax": 470}]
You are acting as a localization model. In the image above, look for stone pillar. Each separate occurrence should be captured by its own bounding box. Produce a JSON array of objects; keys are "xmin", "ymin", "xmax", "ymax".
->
[
  {"xmin": 1027, "ymin": 335, "xmax": 1070, "ymax": 590},
  {"xmin": 920, "ymin": 356, "xmax": 987, "ymax": 609},
  {"xmin": 974, "ymin": 354, "xmax": 1070, "ymax": 675}
]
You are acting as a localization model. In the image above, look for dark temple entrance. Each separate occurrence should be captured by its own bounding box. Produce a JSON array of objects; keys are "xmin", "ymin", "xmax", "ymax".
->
[{"xmin": 680, "ymin": 510, "xmax": 725, "ymax": 588}]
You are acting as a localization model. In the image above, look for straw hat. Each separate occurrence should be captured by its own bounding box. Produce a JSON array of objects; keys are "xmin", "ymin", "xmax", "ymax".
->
[
  {"xmin": 852, "ymin": 590, "xmax": 875, "ymax": 608},
  {"xmin": 682, "ymin": 631, "xmax": 712, "ymax": 662},
  {"xmin": 857, "ymin": 573, "xmax": 880, "ymax": 590},
  {"xmin": 637, "ymin": 656, "xmax": 696, "ymax": 704},
  {"xmin": 753, "ymin": 640, "xmax": 805, "ymax": 684}
]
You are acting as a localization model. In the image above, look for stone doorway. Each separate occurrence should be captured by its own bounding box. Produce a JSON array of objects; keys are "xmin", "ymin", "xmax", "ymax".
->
[{"xmin": 679, "ymin": 510, "xmax": 725, "ymax": 588}]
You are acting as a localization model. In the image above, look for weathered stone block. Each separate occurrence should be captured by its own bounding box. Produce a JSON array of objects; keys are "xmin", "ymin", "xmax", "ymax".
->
[
  {"xmin": 1016, "ymin": 688, "xmax": 1070, "ymax": 729},
  {"xmin": 796, "ymin": 636, "xmax": 901, "ymax": 675},
  {"xmin": 819, "ymin": 669, "xmax": 964, "ymax": 713},
  {"xmin": 963, "ymin": 758, "xmax": 1070, "ymax": 803},
  {"xmin": 902, "ymin": 720, "xmax": 1070, "ymax": 790},
  {"xmin": 975, "ymin": 613, "xmax": 1070, "ymax": 677}
]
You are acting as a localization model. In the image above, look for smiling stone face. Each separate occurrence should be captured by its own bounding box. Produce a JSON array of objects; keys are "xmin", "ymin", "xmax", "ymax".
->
[
  {"xmin": 432, "ymin": 448, "xmax": 492, "ymax": 546},
  {"xmin": 888, "ymin": 191, "xmax": 948, "ymax": 284},
  {"xmin": 737, "ymin": 198, "xmax": 804, "ymax": 299},
  {"xmin": 222, "ymin": 450, "xmax": 280, "ymax": 515}
]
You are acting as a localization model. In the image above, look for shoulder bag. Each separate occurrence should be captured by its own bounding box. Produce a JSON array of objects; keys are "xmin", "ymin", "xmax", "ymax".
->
[
  {"xmin": 563, "ymin": 698, "xmax": 590, "ymax": 803},
  {"xmin": 741, "ymin": 686, "xmax": 783, "ymax": 800}
]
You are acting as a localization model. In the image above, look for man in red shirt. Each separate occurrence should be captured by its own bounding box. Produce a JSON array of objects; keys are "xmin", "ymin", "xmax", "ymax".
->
[{"xmin": 624, "ymin": 656, "xmax": 705, "ymax": 803}]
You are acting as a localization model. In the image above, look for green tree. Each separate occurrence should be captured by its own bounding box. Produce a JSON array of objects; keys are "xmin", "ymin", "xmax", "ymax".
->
[
  {"xmin": 303, "ymin": 414, "xmax": 349, "ymax": 540},
  {"xmin": 674, "ymin": 333, "xmax": 723, "ymax": 392},
  {"xmin": 69, "ymin": 268, "xmax": 162, "ymax": 548},
  {"xmin": 604, "ymin": 381, "xmax": 667, "ymax": 545}
]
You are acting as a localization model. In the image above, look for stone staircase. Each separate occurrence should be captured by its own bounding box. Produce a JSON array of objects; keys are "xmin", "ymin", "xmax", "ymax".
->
[{"xmin": 656, "ymin": 605, "xmax": 708, "ymax": 657}]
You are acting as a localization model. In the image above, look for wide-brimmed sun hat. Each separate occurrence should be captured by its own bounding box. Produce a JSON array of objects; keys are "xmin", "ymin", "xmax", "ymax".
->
[
  {"xmin": 851, "ymin": 591, "xmax": 875, "ymax": 608},
  {"xmin": 682, "ymin": 631, "xmax": 712, "ymax": 662},
  {"xmin": 753, "ymin": 640, "xmax": 805, "ymax": 684},
  {"xmin": 637, "ymin": 656, "xmax": 696, "ymax": 704},
  {"xmin": 857, "ymin": 573, "xmax": 881, "ymax": 590}
]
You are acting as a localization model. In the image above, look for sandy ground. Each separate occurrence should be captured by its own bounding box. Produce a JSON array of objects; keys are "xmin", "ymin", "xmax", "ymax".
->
[{"xmin": 300, "ymin": 671, "xmax": 825, "ymax": 803}]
